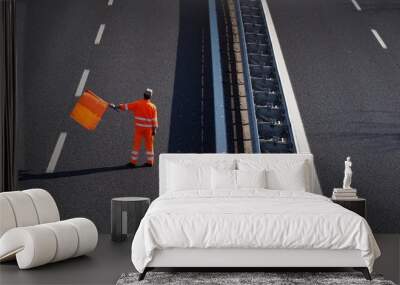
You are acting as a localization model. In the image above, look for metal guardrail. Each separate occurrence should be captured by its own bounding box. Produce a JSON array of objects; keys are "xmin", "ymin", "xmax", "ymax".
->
[
  {"xmin": 260, "ymin": 0, "xmax": 306, "ymax": 153},
  {"xmin": 208, "ymin": 0, "xmax": 228, "ymax": 153},
  {"xmin": 234, "ymin": 0, "xmax": 296, "ymax": 153},
  {"xmin": 256, "ymin": 0, "xmax": 297, "ymax": 153},
  {"xmin": 234, "ymin": 0, "xmax": 261, "ymax": 153}
]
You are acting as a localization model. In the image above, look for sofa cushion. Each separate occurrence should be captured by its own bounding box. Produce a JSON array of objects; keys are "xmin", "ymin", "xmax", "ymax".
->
[
  {"xmin": 0, "ymin": 189, "xmax": 60, "ymax": 238},
  {"xmin": 0, "ymin": 218, "xmax": 98, "ymax": 269},
  {"xmin": 24, "ymin": 189, "xmax": 59, "ymax": 224},
  {"xmin": 0, "ymin": 192, "xmax": 39, "ymax": 227},
  {"xmin": 0, "ymin": 196, "xmax": 16, "ymax": 237}
]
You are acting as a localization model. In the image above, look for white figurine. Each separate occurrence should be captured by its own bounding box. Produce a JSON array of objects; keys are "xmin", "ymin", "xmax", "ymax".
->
[{"xmin": 342, "ymin": 156, "xmax": 353, "ymax": 189}]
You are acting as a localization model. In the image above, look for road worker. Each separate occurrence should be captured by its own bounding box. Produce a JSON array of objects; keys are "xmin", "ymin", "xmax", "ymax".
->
[{"xmin": 109, "ymin": 88, "xmax": 158, "ymax": 167}]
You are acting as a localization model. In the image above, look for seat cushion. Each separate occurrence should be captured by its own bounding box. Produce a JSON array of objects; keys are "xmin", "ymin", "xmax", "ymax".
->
[
  {"xmin": 42, "ymin": 221, "xmax": 79, "ymax": 262},
  {"xmin": 0, "ymin": 189, "xmax": 60, "ymax": 238},
  {"xmin": 0, "ymin": 226, "xmax": 57, "ymax": 269},
  {"xmin": 0, "ymin": 218, "xmax": 98, "ymax": 269},
  {"xmin": 66, "ymin": 218, "xmax": 98, "ymax": 257},
  {"xmin": 0, "ymin": 196, "xmax": 17, "ymax": 237},
  {"xmin": 23, "ymin": 189, "xmax": 60, "ymax": 224},
  {"xmin": 0, "ymin": 191, "xmax": 39, "ymax": 227}
]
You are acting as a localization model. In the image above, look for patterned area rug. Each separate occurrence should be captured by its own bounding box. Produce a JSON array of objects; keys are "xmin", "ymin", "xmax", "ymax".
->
[{"xmin": 116, "ymin": 272, "xmax": 396, "ymax": 285}]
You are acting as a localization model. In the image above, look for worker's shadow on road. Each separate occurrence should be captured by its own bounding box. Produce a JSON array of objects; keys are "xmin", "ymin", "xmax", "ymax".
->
[{"xmin": 18, "ymin": 164, "xmax": 147, "ymax": 181}]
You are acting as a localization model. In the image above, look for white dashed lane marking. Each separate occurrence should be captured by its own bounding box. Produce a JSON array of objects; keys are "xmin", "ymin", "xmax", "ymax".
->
[
  {"xmin": 95, "ymin": 24, "xmax": 106, "ymax": 45},
  {"xmin": 351, "ymin": 0, "xmax": 362, "ymax": 11},
  {"xmin": 371, "ymin": 29, "xmax": 388, "ymax": 49},
  {"xmin": 74, "ymin": 69, "xmax": 90, "ymax": 97},
  {"xmin": 56, "ymin": 1, "xmax": 110, "ymax": 173},
  {"xmin": 46, "ymin": 132, "xmax": 67, "ymax": 173}
]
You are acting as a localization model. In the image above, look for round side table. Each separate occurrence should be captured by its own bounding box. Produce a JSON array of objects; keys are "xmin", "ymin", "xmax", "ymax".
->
[{"xmin": 111, "ymin": 197, "xmax": 150, "ymax": 242}]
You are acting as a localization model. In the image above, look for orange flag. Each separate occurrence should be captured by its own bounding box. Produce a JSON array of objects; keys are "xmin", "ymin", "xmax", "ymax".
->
[{"xmin": 70, "ymin": 90, "xmax": 108, "ymax": 131}]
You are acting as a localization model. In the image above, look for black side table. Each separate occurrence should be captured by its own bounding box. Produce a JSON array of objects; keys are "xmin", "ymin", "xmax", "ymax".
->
[
  {"xmin": 111, "ymin": 197, "xmax": 150, "ymax": 241},
  {"xmin": 332, "ymin": 198, "xmax": 366, "ymax": 219}
]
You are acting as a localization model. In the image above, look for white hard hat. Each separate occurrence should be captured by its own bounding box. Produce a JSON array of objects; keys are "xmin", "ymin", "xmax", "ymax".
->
[{"xmin": 145, "ymin": 88, "xmax": 153, "ymax": 96}]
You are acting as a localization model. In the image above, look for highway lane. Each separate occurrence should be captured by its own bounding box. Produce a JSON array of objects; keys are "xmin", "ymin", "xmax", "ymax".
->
[
  {"xmin": 17, "ymin": 0, "xmax": 212, "ymax": 231},
  {"xmin": 16, "ymin": 0, "xmax": 118, "ymax": 229},
  {"xmin": 357, "ymin": 0, "xmax": 400, "ymax": 63},
  {"xmin": 16, "ymin": 0, "xmax": 107, "ymax": 173},
  {"xmin": 268, "ymin": 0, "xmax": 400, "ymax": 233}
]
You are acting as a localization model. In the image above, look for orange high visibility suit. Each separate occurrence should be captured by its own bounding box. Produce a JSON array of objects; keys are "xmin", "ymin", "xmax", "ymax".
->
[{"xmin": 119, "ymin": 99, "xmax": 158, "ymax": 165}]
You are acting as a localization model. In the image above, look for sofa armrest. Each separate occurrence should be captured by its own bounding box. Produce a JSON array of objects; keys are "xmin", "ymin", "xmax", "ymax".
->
[
  {"xmin": 0, "ymin": 226, "xmax": 57, "ymax": 268},
  {"xmin": 0, "ymin": 218, "xmax": 98, "ymax": 269}
]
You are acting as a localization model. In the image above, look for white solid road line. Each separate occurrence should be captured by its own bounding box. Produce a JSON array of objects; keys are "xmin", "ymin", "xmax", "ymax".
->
[
  {"xmin": 371, "ymin": 29, "xmax": 388, "ymax": 49},
  {"xmin": 351, "ymin": 0, "xmax": 362, "ymax": 11},
  {"xmin": 95, "ymin": 24, "xmax": 106, "ymax": 45},
  {"xmin": 46, "ymin": 132, "xmax": 67, "ymax": 173},
  {"xmin": 108, "ymin": 0, "xmax": 114, "ymax": 6},
  {"xmin": 74, "ymin": 69, "xmax": 90, "ymax": 97}
]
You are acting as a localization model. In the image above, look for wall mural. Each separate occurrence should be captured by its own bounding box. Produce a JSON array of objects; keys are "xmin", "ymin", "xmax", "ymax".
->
[
  {"xmin": 15, "ymin": 0, "xmax": 400, "ymax": 234},
  {"xmin": 16, "ymin": 0, "xmax": 215, "ymax": 233}
]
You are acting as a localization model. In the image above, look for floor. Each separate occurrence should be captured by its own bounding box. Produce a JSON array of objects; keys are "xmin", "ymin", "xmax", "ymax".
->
[
  {"xmin": 0, "ymin": 234, "xmax": 399, "ymax": 285},
  {"xmin": 374, "ymin": 234, "xmax": 400, "ymax": 284}
]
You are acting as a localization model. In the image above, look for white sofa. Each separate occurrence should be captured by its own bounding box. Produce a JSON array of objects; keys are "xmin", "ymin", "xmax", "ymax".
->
[{"xmin": 0, "ymin": 189, "xmax": 98, "ymax": 269}]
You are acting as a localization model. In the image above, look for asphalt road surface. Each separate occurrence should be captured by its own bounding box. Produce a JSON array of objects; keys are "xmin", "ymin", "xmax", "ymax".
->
[
  {"xmin": 268, "ymin": 0, "xmax": 400, "ymax": 233},
  {"xmin": 16, "ymin": 0, "xmax": 213, "ymax": 232}
]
